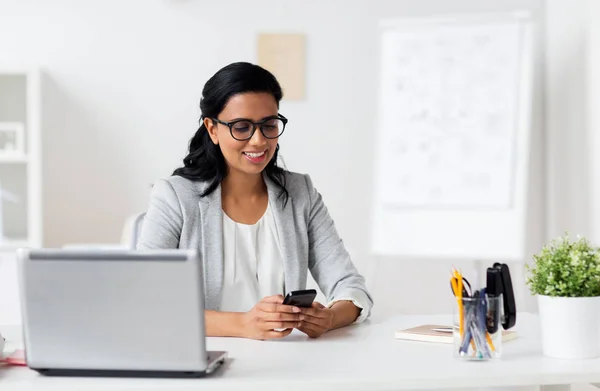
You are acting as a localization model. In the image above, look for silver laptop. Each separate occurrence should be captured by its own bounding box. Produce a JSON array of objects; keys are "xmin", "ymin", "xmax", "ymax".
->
[{"xmin": 16, "ymin": 248, "xmax": 227, "ymax": 377}]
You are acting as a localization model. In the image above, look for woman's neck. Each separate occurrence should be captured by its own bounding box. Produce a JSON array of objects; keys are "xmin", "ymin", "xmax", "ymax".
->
[{"xmin": 221, "ymin": 170, "xmax": 267, "ymax": 200}]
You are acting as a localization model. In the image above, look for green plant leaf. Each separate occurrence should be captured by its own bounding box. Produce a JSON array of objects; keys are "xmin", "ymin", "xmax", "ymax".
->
[{"xmin": 526, "ymin": 233, "xmax": 600, "ymax": 297}]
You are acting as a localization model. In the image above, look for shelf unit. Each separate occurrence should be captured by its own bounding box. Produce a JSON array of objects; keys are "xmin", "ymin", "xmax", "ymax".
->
[
  {"xmin": 0, "ymin": 156, "xmax": 28, "ymax": 164},
  {"xmin": 0, "ymin": 68, "xmax": 42, "ymax": 252}
]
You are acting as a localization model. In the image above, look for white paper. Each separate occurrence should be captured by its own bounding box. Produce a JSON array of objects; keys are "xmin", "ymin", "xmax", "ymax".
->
[{"xmin": 377, "ymin": 21, "xmax": 522, "ymax": 209}]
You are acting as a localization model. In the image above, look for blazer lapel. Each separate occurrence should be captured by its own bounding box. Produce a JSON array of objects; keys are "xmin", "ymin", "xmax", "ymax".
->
[
  {"xmin": 264, "ymin": 173, "xmax": 301, "ymax": 294},
  {"xmin": 198, "ymin": 183, "xmax": 224, "ymax": 310}
]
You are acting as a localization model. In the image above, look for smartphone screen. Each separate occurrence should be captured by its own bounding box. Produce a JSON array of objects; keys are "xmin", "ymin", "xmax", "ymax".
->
[{"xmin": 282, "ymin": 289, "xmax": 317, "ymax": 308}]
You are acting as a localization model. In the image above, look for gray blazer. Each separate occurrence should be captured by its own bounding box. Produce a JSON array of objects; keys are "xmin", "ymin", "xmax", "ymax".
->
[{"xmin": 137, "ymin": 171, "xmax": 373, "ymax": 319}]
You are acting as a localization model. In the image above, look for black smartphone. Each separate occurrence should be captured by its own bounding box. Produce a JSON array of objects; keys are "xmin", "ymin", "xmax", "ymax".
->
[{"xmin": 282, "ymin": 289, "xmax": 317, "ymax": 308}]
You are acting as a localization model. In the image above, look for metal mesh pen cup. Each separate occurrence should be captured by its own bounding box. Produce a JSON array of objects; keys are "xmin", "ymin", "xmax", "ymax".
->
[{"xmin": 453, "ymin": 294, "xmax": 503, "ymax": 360}]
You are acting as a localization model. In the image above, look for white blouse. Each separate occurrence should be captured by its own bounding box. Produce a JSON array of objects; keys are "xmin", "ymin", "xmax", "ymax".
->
[
  {"xmin": 218, "ymin": 201, "xmax": 367, "ymax": 323},
  {"xmin": 219, "ymin": 202, "xmax": 285, "ymax": 312}
]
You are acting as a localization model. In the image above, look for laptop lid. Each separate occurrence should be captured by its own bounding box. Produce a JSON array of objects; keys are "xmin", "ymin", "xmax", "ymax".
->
[{"xmin": 17, "ymin": 248, "xmax": 208, "ymax": 373}]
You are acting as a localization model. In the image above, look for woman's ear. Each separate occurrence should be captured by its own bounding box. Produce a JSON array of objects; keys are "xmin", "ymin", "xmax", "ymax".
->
[{"xmin": 204, "ymin": 117, "xmax": 219, "ymax": 145}]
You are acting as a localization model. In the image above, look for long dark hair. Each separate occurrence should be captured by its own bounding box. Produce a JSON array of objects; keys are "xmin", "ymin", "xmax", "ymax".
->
[{"xmin": 173, "ymin": 62, "xmax": 288, "ymax": 204}]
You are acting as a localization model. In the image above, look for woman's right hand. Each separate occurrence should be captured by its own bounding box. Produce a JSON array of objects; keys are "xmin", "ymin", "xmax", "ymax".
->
[{"xmin": 239, "ymin": 295, "xmax": 304, "ymax": 340}]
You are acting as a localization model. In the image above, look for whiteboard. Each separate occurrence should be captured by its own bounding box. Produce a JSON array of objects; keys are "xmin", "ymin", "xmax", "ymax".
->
[{"xmin": 371, "ymin": 12, "xmax": 534, "ymax": 261}]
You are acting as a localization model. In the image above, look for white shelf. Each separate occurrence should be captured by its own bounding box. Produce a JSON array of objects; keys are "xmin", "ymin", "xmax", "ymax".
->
[
  {"xmin": 0, "ymin": 238, "xmax": 30, "ymax": 252},
  {"xmin": 0, "ymin": 155, "xmax": 28, "ymax": 164},
  {"xmin": 0, "ymin": 69, "xmax": 42, "ymax": 249},
  {"xmin": 0, "ymin": 67, "xmax": 36, "ymax": 75}
]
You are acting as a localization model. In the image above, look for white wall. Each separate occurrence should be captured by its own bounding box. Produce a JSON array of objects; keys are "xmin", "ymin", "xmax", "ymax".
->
[
  {"xmin": 589, "ymin": 1, "xmax": 600, "ymax": 245},
  {"xmin": 0, "ymin": 0, "xmax": 596, "ymax": 320},
  {"xmin": 544, "ymin": 0, "xmax": 592, "ymax": 240}
]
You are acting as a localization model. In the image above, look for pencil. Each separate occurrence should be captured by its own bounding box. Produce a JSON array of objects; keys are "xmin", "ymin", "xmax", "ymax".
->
[
  {"xmin": 486, "ymin": 331, "xmax": 496, "ymax": 352},
  {"xmin": 456, "ymin": 269, "xmax": 464, "ymax": 337}
]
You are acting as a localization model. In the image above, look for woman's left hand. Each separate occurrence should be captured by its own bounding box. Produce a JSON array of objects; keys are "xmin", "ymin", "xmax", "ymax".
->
[{"xmin": 297, "ymin": 302, "xmax": 334, "ymax": 338}]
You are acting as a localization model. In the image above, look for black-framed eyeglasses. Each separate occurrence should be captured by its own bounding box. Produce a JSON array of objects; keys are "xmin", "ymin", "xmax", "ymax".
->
[{"xmin": 211, "ymin": 114, "xmax": 288, "ymax": 141}]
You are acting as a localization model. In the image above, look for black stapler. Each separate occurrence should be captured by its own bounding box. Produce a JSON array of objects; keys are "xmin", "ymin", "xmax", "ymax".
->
[{"xmin": 486, "ymin": 262, "xmax": 517, "ymax": 333}]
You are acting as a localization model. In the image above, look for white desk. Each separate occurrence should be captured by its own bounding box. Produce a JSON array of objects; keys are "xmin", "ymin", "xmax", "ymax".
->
[{"xmin": 2, "ymin": 313, "xmax": 600, "ymax": 391}]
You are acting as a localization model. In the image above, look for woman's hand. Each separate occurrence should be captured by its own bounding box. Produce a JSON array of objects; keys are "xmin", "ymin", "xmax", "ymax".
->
[
  {"xmin": 297, "ymin": 302, "xmax": 335, "ymax": 338},
  {"xmin": 240, "ymin": 295, "xmax": 304, "ymax": 340}
]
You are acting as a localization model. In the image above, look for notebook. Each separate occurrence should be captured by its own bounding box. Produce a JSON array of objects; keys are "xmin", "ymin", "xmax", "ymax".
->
[{"xmin": 395, "ymin": 325, "xmax": 518, "ymax": 344}]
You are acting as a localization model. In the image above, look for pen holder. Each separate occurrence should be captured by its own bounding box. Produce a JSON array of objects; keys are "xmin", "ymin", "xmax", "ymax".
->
[{"xmin": 453, "ymin": 294, "xmax": 503, "ymax": 360}]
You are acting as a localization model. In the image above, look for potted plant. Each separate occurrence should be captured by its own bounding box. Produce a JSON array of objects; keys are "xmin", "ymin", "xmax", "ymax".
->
[{"xmin": 526, "ymin": 234, "xmax": 600, "ymax": 359}]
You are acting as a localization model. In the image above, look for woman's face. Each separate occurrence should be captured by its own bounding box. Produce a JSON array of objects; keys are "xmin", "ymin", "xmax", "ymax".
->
[{"xmin": 205, "ymin": 92, "xmax": 281, "ymax": 177}]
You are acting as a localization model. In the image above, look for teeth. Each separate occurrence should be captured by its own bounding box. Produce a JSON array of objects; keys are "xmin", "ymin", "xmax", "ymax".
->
[{"xmin": 244, "ymin": 151, "xmax": 265, "ymax": 158}]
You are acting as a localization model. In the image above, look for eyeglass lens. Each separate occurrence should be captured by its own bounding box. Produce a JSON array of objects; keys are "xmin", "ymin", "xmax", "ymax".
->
[{"xmin": 231, "ymin": 118, "xmax": 284, "ymax": 140}]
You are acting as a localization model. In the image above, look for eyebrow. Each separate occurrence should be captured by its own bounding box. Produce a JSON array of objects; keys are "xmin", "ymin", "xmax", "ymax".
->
[{"xmin": 225, "ymin": 115, "xmax": 279, "ymax": 123}]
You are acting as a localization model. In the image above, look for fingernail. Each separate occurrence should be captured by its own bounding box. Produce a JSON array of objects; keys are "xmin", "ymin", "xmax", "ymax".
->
[
  {"xmin": 300, "ymin": 315, "xmax": 305, "ymax": 320},
  {"xmin": 293, "ymin": 307, "xmax": 301, "ymax": 313}
]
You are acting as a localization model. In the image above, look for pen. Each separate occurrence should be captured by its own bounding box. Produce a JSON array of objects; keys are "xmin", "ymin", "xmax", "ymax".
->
[
  {"xmin": 475, "ymin": 293, "xmax": 492, "ymax": 358},
  {"xmin": 479, "ymin": 288, "xmax": 496, "ymax": 352},
  {"xmin": 459, "ymin": 300, "xmax": 477, "ymax": 354}
]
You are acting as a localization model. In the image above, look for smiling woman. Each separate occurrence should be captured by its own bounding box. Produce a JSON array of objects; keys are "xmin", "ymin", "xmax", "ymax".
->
[
  {"xmin": 205, "ymin": 93, "xmax": 286, "ymax": 176},
  {"xmin": 137, "ymin": 62, "xmax": 373, "ymax": 341}
]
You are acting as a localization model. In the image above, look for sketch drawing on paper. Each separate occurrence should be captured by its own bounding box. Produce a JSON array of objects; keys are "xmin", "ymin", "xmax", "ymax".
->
[{"xmin": 377, "ymin": 21, "xmax": 522, "ymax": 209}]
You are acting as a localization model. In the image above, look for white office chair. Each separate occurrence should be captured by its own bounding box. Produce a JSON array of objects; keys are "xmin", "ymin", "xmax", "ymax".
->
[
  {"xmin": 120, "ymin": 212, "xmax": 145, "ymax": 249},
  {"xmin": 61, "ymin": 213, "xmax": 145, "ymax": 250}
]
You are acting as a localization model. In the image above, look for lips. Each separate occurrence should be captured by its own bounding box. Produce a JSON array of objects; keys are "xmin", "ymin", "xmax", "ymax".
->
[
  {"xmin": 242, "ymin": 150, "xmax": 266, "ymax": 158},
  {"xmin": 242, "ymin": 149, "xmax": 268, "ymax": 164}
]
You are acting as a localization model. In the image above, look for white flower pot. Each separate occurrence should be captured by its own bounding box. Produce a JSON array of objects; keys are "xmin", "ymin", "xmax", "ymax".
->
[{"xmin": 538, "ymin": 295, "xmax": 600, "ymax": 359}]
